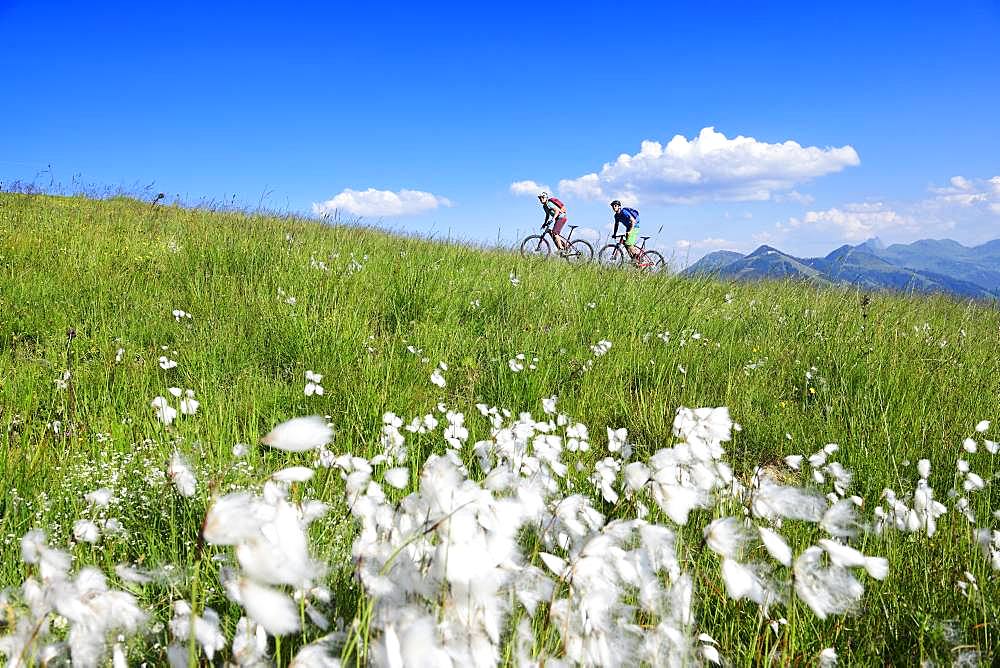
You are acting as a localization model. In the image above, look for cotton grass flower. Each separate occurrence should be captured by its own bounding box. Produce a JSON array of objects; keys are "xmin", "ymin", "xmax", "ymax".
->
[
  {"xmin": 818, "ymin": 539, "xmax": 888, "ymax": 580},
  {"xmin": 793, "ymin": 546, "xmax": 864, "ymax": 619},
  {"xmin": 758, "ymin": 526, "xmax": 793, "ymax": 567},
  {"xmin": 304, "ymin": 370, "xmax": 325, "ymax": 396},
  {"xmin": 272, "ymin": 466, "xmax": 315, "ymax": 483},
  {"xmin": 225, "ymin": 576, "xmax": 300, "ymax": 636},
  {"xmin": 179, "ymin": 389, "xmax": 199, "ymax": 415},
  {"xmin": 84, "ymin": 488, "xmax": 114, "ymax": 507},
  {"xmin": 262, "ymin": 416, "xmax": 333, "ymax": 452},
  {"xmin": 151, "ymin": 396, "xmax": 178, "ymax": 425},
  {"xmin": 166, "ymin": 451, "xmax": 197, "ymax": 497},
  {"xmin": 73, "ymin": 520, "xmax": 100, "ymax": 544},
  {"xmin": 704, "ymin": 517, "xmax": 751, "ymax": 559}
]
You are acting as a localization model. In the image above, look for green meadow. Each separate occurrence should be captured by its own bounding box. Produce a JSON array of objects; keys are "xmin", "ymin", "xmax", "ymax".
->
[{"xmin": 1, "ymin": 192, "xmax": 998, "ymax": 665}]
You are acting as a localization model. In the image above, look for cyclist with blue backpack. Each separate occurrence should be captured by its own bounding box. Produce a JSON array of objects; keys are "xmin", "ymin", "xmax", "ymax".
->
[{"xmin": 610, "ymin": 200, "xmax": 649, "ymax": 267}]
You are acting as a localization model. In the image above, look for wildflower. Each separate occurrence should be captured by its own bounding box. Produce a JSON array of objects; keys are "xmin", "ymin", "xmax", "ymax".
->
[
  {"xmin": 542, "ymin": 395, "xmax": 558, "ymax": 415},
  {"xmin": 167, "ymin": 452, "xmax": 197, "ymax": 497},
  {"xmin": 20, "ymin": 529, "xmax": 71, "ymax": 580},
  {"xmin": 233, "ymin": 442, "xmax": 249, "ymax": 457},
  {"xmin": 964, "ymin": 472, "xmax": 985, "ymax": 492},
  {"xmin": 202, "ymin": 494, "xmax": 270, "ymax": 545},
  {"xmin": 509, "ymin": 272, "xmax": 520, "ymax": 286},
  {"xmin": 262, "ymin": 416, "xmax": 333, "ymax": 452},
  {"xmin": 963, "ymin": 438, "xmax": 978, "ymax": 453},
  {"xmin": 169, "ymin": 601, "xmax": 226, "ymax": 660},
  {"xmin": 624, "ymin": 461, "xmax": 651, "ymax": 492},
  {"xmin": 821, "ymin": 499, "xmax": 862, "ymax": 538},
  {"xmin": 704, "ymin": 517, "xmax": 751, "ymax": 559},
  {"xmin": 820, "ymin": 647, "xmax": 838, "ymax": 667},
  {"xmin": 818, "ymin": 539, "xmax": 888, "ymax": 579},
  {"xmin": 752, "ymin": 477, "xmax": 827, "ymax": 523},
  {"xmin": 917, "ymin": 459, "xmax": 931, "ymax": 479},
  {"xmin": 73, "ymin": 519, "xmax": 100, "ymax": 544},
  {"xmin": 84, "ymin": 488, "xmax": 114, "ymax": 507},
  {"xmin": 150, "ymin": 396, "xmax": 177, "ymax": 425},
  {"xmin": 784, "ymin": 455, "xmax": 803, "ymax": 470},
  {"xmin": 758, "ymin": 526, "xmax": 792, "ymax": 567},
  {"xmin": 720, "ymin": 558, "xmax": 782, "ymax": 609},
  {"xmin": 232, "ymin": 617, "xmax": 268, "ymax": 665},
  {"xmin": 179, "ymin": 389, "xmax": 199, "ymax": 416},
  {"xmin": 590, "ymin": 339, "xmax": 612, "ymax": 356},
  {"xmin": 54, "ymin": 370, "xmax": 71, "ymax": 390},
  {"xmin": 226, "ymin": 576, "xmax": 300, "ymax": 636},
  {"xmin": 607, "ymin": 427, "xmax": 631, "ymax": 457},
  {"xmin": 304, "ymin": 370, "xmax": 325, "ymax": 396},
  {"xmin": 430, "ymin": 368, "xmax": 446, "ymax": 388},
  {"xmin": 508, "ymin": 357, "xmax": 524, "ymax": 372},
  {"xmin": 384, "ymin": 467, "xmax": 409, "ymax": 489},
  {"xmin": 793, "ymin": 546, "xmax": 864, "ymax": 619},
  {"xmin": 975, "ymin": 420, "xmax": 990, "ymax": 433},
  {"xmin": 158, "ymin": 356, "xmax": 178, "ymax": 370},
  {"xmin": 272, "ymin": 466, "xmax": 315, "ymax": 483},
  {"xmin": 115, "ymin": 347, "xmax": 125, "ymax": 363}
]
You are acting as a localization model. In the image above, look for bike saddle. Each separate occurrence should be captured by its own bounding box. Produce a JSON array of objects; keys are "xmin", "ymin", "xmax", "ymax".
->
[{"xmin": 568, "ymin": 225, "xmax": 579, "ymax": 230}]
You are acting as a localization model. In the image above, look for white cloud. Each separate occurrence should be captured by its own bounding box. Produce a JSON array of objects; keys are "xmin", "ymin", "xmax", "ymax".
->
[
  {"xmin": 312, "ymin": 188, "xmax": 452, "ymax": 217},
  {"xmin": 781, "ymin": 202, "xmax": 919, "ymax": 241},
  {"xmin": 928, "ymin": 175, "xmax": 1000, "ymax": 213},
  {"xmin": 675, "ymin": 237, "xmax": 738, "ymax": 251},
  {"xmin": 572, "ymin": 226, "xmax": 601, "ymax": 242},
  {"xmin": 557, "ymin": 127, "xmax": 859, "ymax": 205},
  {"xmin": 509, "ymin": 180, "xmax": 551, "ymax": 197}
]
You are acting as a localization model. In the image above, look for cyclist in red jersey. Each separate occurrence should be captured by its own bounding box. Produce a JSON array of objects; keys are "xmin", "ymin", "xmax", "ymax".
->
[{"xmin": 538, "ymin": 192, "xmax": 570, "ymax": 252}]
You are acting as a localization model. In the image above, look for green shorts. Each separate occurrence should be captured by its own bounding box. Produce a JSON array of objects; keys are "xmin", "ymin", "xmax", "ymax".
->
[{"xmin": 625, "ymin": 227, "xmax": 640, "ymax": 246}]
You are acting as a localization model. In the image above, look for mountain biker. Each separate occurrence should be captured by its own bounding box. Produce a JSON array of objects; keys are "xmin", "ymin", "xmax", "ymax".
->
[
  {"xmin": 538, "ymin": 192, "xmax": 570, "ymax": 251},
  {"xmin": 610, "ymin": 200, "xmax": 649, "ymax": 266}
]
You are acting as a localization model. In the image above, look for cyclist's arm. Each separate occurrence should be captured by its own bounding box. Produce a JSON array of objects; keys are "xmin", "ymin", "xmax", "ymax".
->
[
  {"xmin": 623, "ymin": 212, "xmax": 636, "ymax": 235},
  {"xmin": 543, "ymin": 201, "xmax": 559, "ymax": 224}
]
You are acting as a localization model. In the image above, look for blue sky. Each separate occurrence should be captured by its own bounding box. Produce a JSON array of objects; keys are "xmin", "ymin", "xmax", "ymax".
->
[{"xmin": 2, "ymin": 0, "xmax": 998, "ymax": 262}]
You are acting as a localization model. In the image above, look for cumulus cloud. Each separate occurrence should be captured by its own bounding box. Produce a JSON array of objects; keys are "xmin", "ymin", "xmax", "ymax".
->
[
  {"xmin": 572, "ymin": 226, "xmax": 601, "ymax": 242},
  {"xmin": 781, "ymin": 203, "xmax": 920, "ymax": 241},
  {"xmin": 509, "ymin": 180, "xmax": 551, "ymax": 197},
  {"xmin": 675, "ymin": 237, "xmax": 738, "ymax": 251},
  {"xmin": 928, "ymin": 175, "xmax": 1000, "ymax": 214},
  {"xmin": 312, "ymin": 188, "xmax": 452, "ymax": 217},
  {"xmin": 557, "ymin": 127, "xmax": 859, "ymax": 205}
]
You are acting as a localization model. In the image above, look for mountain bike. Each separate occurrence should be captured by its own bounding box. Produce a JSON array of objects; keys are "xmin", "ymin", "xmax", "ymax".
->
[
  {"xmin": 597, "ymin": 227, "xmax": 666, "ymax": 273},
  {"xmin": 518, "ymin": 221, "xmax": 594, "ymax": 264}
]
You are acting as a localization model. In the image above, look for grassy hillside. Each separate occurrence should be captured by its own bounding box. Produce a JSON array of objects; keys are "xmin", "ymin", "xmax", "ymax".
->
[{"xmin": 1, "ymin": 192, "xmax": 998, "ymax": 665}]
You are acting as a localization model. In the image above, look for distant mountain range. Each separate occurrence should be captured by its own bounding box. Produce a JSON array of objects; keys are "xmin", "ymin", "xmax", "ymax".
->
[{"xmin": 682, "ymin": 238, "xmax": 1000, "ymax": 299}]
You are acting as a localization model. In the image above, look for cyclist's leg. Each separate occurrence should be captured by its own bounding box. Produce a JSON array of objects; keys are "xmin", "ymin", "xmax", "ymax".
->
[
  {"xmin": 552, "ymin": 217, "xmax": 569, "ymax": 249},
  {"xmin": 625, "ymin": 227, "xmax": 642, "ymax": 261}
]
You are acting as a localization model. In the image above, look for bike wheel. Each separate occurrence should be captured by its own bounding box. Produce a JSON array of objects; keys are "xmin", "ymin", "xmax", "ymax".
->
[
  {"xmin": 641, "ymin": 250, "xmax": 667, "ymax": 274},
  {"xmin": 519, "ymin": 235, "xmax": 551, "ymax": 259},
  {"xmin": 598, "ymin": 244, "xmax": 624, "ymax": 267},
  {"xmin": 564, "ymin": 239, "xmax": 593, "ymax": 264}
]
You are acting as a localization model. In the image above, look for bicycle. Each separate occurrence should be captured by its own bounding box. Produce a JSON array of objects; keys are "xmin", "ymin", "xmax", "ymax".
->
[
  {"xmin": 597, "ymin": 226, "xmax": 666, "ymax": 273},
  {"xmin": 518, "ymin": 221, "xmax": 594, "ymax": 264}
]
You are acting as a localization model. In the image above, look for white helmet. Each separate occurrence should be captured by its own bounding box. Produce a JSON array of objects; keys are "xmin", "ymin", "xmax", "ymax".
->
[{"xmin": 537, "ymin": 191, "xmax": 549, "ymax": 200}]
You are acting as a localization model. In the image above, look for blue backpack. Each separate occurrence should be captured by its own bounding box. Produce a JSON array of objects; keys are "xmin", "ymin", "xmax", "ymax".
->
[{"xmin": 622, "ymin": 207, "xmax": 640, "ymax": 223}]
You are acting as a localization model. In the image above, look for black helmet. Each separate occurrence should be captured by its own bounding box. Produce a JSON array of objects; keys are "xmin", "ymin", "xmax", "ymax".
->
[{"xmin": 610, "ymin": 200, "xmax": 621, "ymax": 207}]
